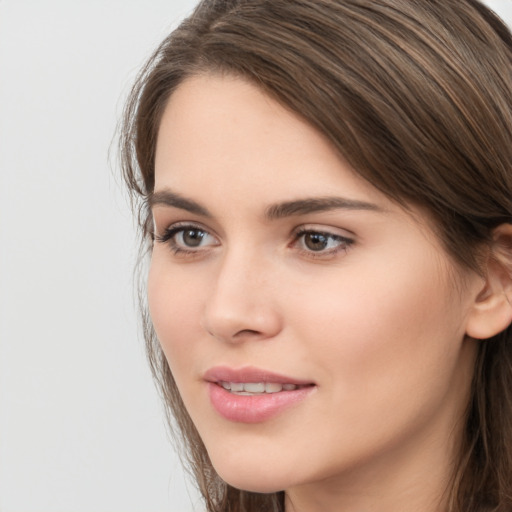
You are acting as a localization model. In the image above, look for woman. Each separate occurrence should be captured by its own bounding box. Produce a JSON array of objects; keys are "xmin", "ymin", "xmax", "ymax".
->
[{"xmin": 120, "ymin": 1, "xmax": 512, "ymax": 511}]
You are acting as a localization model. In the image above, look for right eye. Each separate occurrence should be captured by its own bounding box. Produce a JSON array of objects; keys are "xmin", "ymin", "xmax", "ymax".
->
[{"xmin": 155, "ymin": 224, "xmax": 219, "ymax": 255}]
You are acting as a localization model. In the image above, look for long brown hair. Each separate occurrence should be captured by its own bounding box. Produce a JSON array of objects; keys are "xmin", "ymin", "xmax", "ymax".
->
[{"xmin": 119, "ymin": 1, "xmax": 512, "ymax": 510}]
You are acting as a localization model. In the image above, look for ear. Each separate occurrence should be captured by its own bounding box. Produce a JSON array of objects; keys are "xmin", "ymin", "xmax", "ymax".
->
[{"xmin": 465, "ymin": 223, "xmax": 512, "ymax": 340}]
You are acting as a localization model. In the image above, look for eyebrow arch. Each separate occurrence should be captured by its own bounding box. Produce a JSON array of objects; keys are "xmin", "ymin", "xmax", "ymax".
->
[
  {"xmin": 149, "ymin": 188, "xmax": 383, "ymax": 220},
  {"xmin": 265, "ymin": 196, "xmax": 383, "ymax": 220},
  {"xmin": 149, "ymin": 189, "xmax": 211, "ymax": 217}
]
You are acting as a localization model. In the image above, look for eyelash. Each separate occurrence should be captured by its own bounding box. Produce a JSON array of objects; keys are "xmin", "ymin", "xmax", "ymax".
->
[
  {"xmin": 154, "ymin": 223, "xmax": 217, "ymax": 257},
  {"xmin": 292, "ymin": 228, "xmax": 354, "ymax": 258},
  {"xmin": 154, "ymin": 223, "xmax": 354, "ymax": 259}
]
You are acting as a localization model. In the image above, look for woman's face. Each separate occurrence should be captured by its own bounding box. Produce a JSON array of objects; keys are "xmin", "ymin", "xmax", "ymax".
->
[{"xmin": 149, "ymin": 75, "xmax": 482, "ymax": 498}]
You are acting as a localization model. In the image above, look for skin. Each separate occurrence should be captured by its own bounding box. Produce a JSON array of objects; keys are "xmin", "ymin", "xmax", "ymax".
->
[{"xmin": 149, "ymin": 74, "xmax": 487, "ymax": 512}]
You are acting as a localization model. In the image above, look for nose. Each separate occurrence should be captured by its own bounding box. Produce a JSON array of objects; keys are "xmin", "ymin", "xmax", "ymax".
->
[{"xmin": 201, "ymin": 250, "xmax": 283, "ymax": 343}]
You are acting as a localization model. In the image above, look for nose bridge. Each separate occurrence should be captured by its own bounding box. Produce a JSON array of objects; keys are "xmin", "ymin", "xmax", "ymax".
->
[{"xmin": 202, "ymin": 243, "xmax": 281, "ymax": 342}]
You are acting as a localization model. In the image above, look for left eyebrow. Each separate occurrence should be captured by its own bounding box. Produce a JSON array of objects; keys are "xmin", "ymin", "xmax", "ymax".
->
[{"xmin": 265, "ymin": 196, "xmax": 384, "ymax": 220}]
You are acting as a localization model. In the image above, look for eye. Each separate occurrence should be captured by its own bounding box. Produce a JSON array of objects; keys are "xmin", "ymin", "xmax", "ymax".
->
[
  {"xmin": 155, "ymin": 224, "xmax": 219, "ymax": 254},
  {"xmin": 293, "ymin": 228, "xmax": 353, "ymax": 257},
  {"xmin": 176, "ymin": 228, "xmax": 211, "ymax": 248}
]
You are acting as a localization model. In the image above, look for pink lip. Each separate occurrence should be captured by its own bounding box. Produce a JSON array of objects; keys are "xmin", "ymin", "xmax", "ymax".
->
[{"xmin": 204, "ymin": 366, "xmax": 315, "ymax": 423}]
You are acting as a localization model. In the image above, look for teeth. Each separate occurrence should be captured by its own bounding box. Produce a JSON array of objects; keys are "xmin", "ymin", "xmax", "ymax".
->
[
  {"xmin": 244, "ymin": 382, "xmax": 265, "ymax": 393},
  {"xmin": 265, "ymin": 383, "xmax": 283, "ymax": 393},
  {"xmin": 219, "ymin": 381, "xmax": 299, "ymax": 394}
]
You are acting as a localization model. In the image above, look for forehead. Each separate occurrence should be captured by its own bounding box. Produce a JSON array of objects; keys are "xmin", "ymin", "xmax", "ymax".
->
[{"xmin": 154, "ymin": 73, "xmax": 387, "ymax": 207}]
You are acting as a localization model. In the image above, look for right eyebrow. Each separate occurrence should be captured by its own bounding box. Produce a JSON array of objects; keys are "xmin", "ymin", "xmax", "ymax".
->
[{"xmin": 148, "ymin": 189, "xmax": 211, "ymax": 217}]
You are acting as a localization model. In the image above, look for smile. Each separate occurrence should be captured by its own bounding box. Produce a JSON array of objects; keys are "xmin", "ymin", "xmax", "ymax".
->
[
  {"xmin": 219, "ymin": 381, "xmax": 304, "ymax": 394},
  {"xmin": 204, "ymin": 367, "xmax": 316, "ymax": 423}
]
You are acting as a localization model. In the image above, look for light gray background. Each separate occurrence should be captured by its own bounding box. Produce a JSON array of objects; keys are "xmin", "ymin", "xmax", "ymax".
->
[{"xmin": 0, "ymin": 1, "xmax": 511, "ymax": 511}]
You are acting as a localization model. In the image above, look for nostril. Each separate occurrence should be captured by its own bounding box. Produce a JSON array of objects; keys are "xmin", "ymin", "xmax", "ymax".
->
[{"xmin": 233, "ymin": 329, "xmax": 262, "ymax": 338}]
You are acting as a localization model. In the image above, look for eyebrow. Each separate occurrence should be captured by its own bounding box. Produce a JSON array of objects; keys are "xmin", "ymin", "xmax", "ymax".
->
[
  {"xmin": 149, "ymin": 188, "xmax": 383, "ymax": 219},
  {"xmin": 149, "ymin": 189, "xmax": 211, "ymax": 217},
  {"xmin": 264, "ymin": 196, "xmax": 383, "ymax": 220}
]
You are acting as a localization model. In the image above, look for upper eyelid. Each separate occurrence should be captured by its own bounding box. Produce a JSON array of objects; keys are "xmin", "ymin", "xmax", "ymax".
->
[
  {"xmin": 292, "ymin": 223, "xmax": 356, "ymax": 239},
  {"xmin": 293, "ymin": 229, "xmax": 354, "ymax": 246},
  {"xmin": 154, "ymin": 220, "xmax": 215, "ymax": 236},
  {"xmin": 154, "ymin": 220, "xmax": 356, "ymax": 243},
  {"xmin": 155, "ymin": 224, "xmax": 219, "ymax": 253}
]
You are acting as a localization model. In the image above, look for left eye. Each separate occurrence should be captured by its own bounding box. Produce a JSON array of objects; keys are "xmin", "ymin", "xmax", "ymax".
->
[{"xmin": 296, "ymin": 230, "xmax": 352, "ymax": 253}]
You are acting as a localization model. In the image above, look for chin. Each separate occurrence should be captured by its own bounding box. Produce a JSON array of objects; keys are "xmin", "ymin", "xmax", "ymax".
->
[
  {"xmin": 210, "ymin": 458, "xmax": 289, "ymax": 494},
  {"xmin": 219, "ymin": 474, "xmax": 284, "ymax": 494}
]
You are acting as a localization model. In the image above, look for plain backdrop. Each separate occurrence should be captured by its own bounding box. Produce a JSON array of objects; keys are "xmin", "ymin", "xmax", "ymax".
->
[{"xmin": 0, "ymin": 1, "xmax": 511, "ymax": 512}]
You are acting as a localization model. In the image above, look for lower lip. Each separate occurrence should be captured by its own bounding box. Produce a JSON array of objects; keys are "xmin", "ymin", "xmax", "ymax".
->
[{"xmin": 208, "ymin": 383, "xmax": 314, "ymax": 423}]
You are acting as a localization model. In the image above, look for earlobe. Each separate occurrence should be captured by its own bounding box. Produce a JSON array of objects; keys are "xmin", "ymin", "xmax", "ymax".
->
[{"xmin": 465, "ymin": 223, "xmax": 512, "ymax": 340}]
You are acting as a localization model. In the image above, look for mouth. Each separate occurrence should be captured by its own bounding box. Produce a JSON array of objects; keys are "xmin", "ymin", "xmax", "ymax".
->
[
  {"xmin": 204, "ymin": 366, "xmax": 316, "ymax": 423},
  {"xmin": 204, "ymin": 365, "xmax": 315, "ymax": 390},
  {"xmin": 217, "ymin": 381, "xmax": 310, "ymax": 395}
]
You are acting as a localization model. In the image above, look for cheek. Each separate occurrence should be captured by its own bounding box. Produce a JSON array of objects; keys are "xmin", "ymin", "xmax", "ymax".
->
[
  {"xmin": 288, "ymin": 252, "xmax": 466, "ymax": 407},
  {"xmin": 147, "ymin": 257, "xmax": 204, "ymax": 374}
]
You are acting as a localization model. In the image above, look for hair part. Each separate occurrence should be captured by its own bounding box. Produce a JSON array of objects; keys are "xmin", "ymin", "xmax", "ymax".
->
[{"xmin": 119, "ymin": 1, "xmax": 512, "ymax": 511}]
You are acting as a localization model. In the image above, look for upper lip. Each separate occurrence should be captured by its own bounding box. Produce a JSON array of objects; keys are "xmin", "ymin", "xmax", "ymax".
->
[{"xmin": 203, "ymin": 365, "xmax": 315, "ymax": 386}]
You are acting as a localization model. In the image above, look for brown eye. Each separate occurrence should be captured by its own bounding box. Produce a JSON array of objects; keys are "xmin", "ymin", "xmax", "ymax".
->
[
  {"xmin": 181, "ymin": 229, "xmax": 207, "ymax": 247},
  {"xmin": 155, "ymin": 224, "xmax": 218, "ymax": 253},
  {"xmin": 304, "ymin": 232, "xmax": 330, "ymax": 251},
  {"xmin": 295, "ymin": 230, "xmax": 353, "ymax": 255}
]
